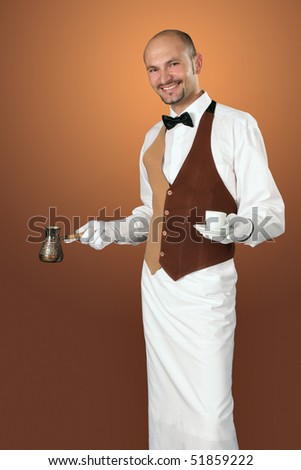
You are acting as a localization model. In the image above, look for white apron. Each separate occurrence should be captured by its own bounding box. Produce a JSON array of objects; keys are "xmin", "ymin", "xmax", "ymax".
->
[{"xmin": 141, "ymin": 258, "xmax": 239, "ymax": 450}]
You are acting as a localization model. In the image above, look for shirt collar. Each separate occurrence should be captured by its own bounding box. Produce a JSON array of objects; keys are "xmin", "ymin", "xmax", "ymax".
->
[{"xmin": 170, "ymin": 90, "xmax": 212, "ymax": 126}]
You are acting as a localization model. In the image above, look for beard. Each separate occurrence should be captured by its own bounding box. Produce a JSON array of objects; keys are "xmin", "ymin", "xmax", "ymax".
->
[{"xmin": 159, "ymin": 88, "xmax": 185, "ymax": 105}]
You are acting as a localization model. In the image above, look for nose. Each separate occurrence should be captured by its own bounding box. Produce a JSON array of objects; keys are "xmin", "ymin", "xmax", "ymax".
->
[{"xmin": 160, "ymin": 68, "xmax": 173, "ymax": 85}]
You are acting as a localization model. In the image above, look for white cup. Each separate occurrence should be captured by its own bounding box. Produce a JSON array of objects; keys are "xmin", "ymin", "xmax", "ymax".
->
[{"xmin": 205, "ymin": 210, "xmax": 227, "ymax": 231}]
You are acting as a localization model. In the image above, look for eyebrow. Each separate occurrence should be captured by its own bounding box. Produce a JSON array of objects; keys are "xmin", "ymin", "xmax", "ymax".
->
[{"xmin": 146, "ymin": 58, "xmax": 181, "ymax": 71}]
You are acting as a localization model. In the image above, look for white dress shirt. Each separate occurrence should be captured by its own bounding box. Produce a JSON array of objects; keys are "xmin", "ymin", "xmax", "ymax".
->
[{"xmin": 121, "ymin": 91, "xmax": 284, "ymax": 249}]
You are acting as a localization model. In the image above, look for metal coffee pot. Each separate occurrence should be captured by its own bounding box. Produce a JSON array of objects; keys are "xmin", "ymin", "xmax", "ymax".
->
[{"xmin": 39, "ymin": 226, "xmax": 81, "ymax": 263}]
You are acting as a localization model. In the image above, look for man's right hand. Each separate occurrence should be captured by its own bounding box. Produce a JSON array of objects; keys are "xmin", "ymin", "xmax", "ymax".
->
[{"xmin": 64, "ymin": 220, "xmax": 116, "ymax": 250}]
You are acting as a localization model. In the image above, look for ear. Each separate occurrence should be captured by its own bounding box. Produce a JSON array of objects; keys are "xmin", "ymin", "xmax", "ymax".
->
[{"xmin": 194, "ymin": 53, "xmax": 203, "ymax": 74}]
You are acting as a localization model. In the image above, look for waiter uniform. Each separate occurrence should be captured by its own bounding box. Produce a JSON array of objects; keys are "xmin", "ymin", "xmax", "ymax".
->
[{"xmin": 127, "ymin": 91, "xmax": 285, "ymax": 449}]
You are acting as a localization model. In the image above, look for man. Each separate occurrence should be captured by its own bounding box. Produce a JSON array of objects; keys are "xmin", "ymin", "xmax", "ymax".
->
[{"xmin": 66, "ymin": 30, "xmax": 285, "ymax": 449}]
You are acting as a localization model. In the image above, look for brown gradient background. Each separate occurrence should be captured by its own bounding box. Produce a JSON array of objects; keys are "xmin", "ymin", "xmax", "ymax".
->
[{"xmin": 1, "ymin": 0, "xmax": 300, "ymax": 450}]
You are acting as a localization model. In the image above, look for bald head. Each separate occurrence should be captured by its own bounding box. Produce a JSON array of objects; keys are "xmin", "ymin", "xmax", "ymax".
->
[
  {"xmin": 144, "ymin": 30, "xmax": 197, "ymax": 62},
  {"xmin": 143, "ymin": 30, "xmax": 203, "ymax": 114}
]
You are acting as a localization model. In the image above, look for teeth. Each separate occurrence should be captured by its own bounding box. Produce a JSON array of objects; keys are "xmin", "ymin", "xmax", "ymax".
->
[{"xmin": 162, "ymin": 83, "xmax": 178, "ymax": 91}]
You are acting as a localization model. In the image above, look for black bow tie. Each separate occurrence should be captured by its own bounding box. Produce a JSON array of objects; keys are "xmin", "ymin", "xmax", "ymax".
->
[{"xmin": 162, "ymin": 112, "xmax": 194, "ymax": 130}]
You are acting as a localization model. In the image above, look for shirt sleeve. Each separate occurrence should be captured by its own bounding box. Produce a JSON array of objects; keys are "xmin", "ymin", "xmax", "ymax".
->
[
  {"xmin": 114, "ymin": 134, "xmax": 153, "ymax": 245},
  {"xmin": 131, "ymin": 134, "xmax": 153, "ymax": 221},
  {"xmin": 233, "ymin": 115, "xmax": 285, "ymax": 247}
]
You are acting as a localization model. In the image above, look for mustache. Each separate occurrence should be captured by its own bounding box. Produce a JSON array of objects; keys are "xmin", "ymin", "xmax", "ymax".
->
[{"xmin": 158, "ymin": 80, "xmax": 181, "ymax": 88}]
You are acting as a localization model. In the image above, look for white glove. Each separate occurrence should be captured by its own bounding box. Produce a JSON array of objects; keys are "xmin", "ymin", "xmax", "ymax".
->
[
  {"xmin": 64, "ymin": 217, "xmax": 148, "ymax": 249},
  {"xmin": 202, "ymin": 213, "xmax": 254, "ymax": 244},
  {"xmin": 64, "ymin": 220, "xmax": 118, "ymax": 250}
]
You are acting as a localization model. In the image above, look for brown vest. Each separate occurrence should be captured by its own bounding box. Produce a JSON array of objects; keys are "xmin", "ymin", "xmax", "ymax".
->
[{"xmin": 143, "ymin": 100, "xmax": 237, "ymax": 281}]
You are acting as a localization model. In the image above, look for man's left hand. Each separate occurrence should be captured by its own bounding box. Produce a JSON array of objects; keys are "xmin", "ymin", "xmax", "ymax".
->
[{"xmin": 202, "ymin": 213, "xmax": 254, "ymax": 244}]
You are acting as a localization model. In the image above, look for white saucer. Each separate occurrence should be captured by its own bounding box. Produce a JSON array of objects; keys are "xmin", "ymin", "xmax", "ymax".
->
[{"xmin": 194, "ymin": 224, "xmax": 228, "ymax": 237}]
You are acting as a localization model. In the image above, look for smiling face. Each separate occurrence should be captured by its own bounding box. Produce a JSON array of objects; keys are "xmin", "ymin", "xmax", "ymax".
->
[{"xmin": 144, "ymin": 33, "xmax": 203, "ymax": 114}]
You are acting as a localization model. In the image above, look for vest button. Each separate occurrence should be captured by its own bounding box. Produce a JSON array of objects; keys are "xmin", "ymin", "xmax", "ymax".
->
[
  {"xmin": 160, "ymin": 251, "xmax": 165, "ymax": 257},
  {"xmin": 164, "ymin": 209, "xmax": 169, "ymax": 215},
  {"xmin": 162, "ymin": 230, "xmax": 167, "ymax": 236},
  {"xmin": 167, "ymin": 190, "xmax": 173, "ymax": 195}
]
